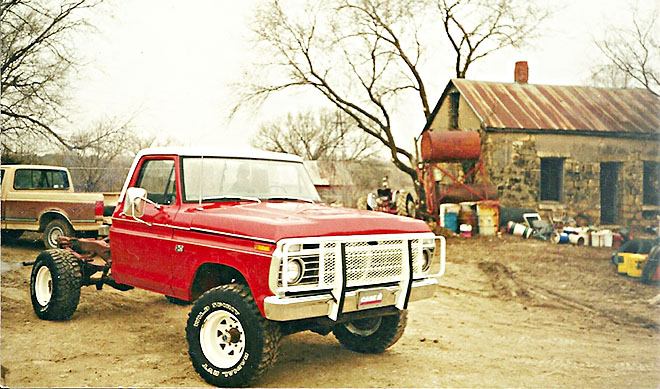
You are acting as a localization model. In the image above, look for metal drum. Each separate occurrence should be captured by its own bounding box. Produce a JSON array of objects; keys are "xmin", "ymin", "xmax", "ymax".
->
[{"xmin": 420, "ymin": 131, "xmax": 481, "ymax": 162}]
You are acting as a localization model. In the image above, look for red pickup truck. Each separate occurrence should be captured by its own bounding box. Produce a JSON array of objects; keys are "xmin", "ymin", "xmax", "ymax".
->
[{"xmin": 28, "ymin": 148, "xmax": 445, "ymax": 387}]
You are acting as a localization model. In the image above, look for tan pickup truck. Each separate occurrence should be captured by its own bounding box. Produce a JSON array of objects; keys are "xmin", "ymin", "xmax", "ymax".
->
[{"xmin": 0, "ymin": 165, "xmax": 108, "ymax": 248}]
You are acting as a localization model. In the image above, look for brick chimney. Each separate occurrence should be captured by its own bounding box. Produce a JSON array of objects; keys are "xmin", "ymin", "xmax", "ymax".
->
[{"xmin": 514, "ymin": 61, "xmax": 528, "ymax": 83}]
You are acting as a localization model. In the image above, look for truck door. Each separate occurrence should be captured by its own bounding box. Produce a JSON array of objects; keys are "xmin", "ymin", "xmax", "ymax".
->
[{"xmin": 111, "ymin": 157, "xmax": 180, "ymax": 294}]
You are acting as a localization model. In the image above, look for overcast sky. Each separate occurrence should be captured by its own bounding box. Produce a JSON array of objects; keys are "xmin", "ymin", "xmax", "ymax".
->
[{"xmin": 66, "ymin": 0, "xmax": 655, "ymax": 152}]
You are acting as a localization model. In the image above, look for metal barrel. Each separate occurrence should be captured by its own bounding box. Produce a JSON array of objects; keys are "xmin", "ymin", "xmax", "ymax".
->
[{"xmin": 420, "ymin": 131, "xmax": 481, "ymax": 162}]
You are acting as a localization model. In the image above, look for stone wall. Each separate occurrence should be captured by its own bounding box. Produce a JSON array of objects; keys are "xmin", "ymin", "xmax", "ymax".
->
[
  {"xmin": 482, "ymin": 132, "xmax": 660, "ymax": 229},
  {"xmin": 424, "ymin": 85, "xmax": 659, "ymax": 229}
]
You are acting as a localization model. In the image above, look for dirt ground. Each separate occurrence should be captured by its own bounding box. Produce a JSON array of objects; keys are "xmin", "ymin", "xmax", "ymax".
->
[{"xmin": 1, "ymin": 232, "xmax": 659, "ymax": 388}]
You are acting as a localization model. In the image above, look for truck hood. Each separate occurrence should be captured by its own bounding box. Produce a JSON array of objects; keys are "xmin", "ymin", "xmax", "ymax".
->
[{"xmin": 188, "ymin": 201, "xmax": 429, "ymax": 243}]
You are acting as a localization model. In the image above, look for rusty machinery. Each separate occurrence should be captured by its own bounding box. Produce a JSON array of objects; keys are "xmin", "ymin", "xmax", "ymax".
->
[{"xmin": 416, "ymin": 130, "xmax": 497, "ymax": 221}]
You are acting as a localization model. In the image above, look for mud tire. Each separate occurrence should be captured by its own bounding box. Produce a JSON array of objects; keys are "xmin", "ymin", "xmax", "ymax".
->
[
  {"xmin": 30, "ymin": 249, "xmax": 82, "ymax": 321},
  {"xmin": 186, "ymin": 284, "xmax": 281, "ymax": 387},
  {"xmin": 396, "ymin": 191, "xmax": 408, "ymax": 216},
  {"xmin": 641, "ymin": 246, "xmax": 660, "ymax": 284},
  {"xmin": 406, "ymin": 194, "xmax": 417, "ymax": 218},
  {"xmin": 43, "ymin": 219, "xmax": 74, "ymax": 249},
  {"xmin": 333, "ymin": 310, "xmax": 407, "ymax": 354}
]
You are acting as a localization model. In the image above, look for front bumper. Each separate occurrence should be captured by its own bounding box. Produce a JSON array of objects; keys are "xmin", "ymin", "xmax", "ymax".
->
[{"xmin": 263, "ymin": 277, "xmax": 438, "ymax": 321}]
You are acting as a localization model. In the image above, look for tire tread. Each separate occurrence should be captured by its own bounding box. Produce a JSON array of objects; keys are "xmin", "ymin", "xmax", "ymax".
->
[
  {"xmin": 396, "ymin": 191, "xmax": 408, "ymax": 216},
  {"xmin": 31, "ymin": 249, "xmax": 82, "ymax": 320},
  {"xmin": 333, "ymin": 310, "xmax": 407, "ymax": 354},
  {"xmin": 186, "ymin": 284, "xmax": 281, "ymax": 387}
]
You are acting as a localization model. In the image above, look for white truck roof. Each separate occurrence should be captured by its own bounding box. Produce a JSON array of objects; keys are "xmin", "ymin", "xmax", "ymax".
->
[
  {"xmin": 119, "ymin": 147, "xmax": 304, "ymax": 202},
  {"xmin": 0, "ymin": 164, "xmax": 70, "ymax": 171},
  {"xmin": 135, "ymin": 147, "xmax": 303, "ymax": 163}
]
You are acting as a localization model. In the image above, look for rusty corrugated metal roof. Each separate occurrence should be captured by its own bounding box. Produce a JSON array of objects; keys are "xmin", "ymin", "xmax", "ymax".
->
[{"xmin": 426, "ymin": 79, "xmax": 660, "ymax": 135}]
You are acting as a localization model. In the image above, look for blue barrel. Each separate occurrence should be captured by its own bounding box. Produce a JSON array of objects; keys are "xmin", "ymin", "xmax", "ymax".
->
[
  {"xmin": 551, "ymin": 232, "xmax": 570, "ymax": 244},
  {"xmin": 445, "ymin": 213, "xmax": 458, "ymax": 232}
]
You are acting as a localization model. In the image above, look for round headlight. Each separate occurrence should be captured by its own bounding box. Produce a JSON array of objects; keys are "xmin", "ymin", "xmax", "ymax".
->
[
  {"xmin": 421, "ymin": 249, "xmax": 432, "ymax": 272},
  {"xmin": 284, "ymin": 259, "xmax": 303, "ymax": 285}
]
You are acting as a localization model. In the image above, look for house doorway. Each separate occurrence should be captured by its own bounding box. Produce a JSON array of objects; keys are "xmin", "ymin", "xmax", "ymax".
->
[{"xmin": 600, "ymin": 162, "xmax": 620, "ymax": 224}]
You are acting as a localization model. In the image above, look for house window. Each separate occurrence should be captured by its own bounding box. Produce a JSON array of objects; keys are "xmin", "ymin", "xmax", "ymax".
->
[
  {"xmin": 643, "ymin": 161, "xmax": 660, "ymax": 206},
  {"xmin": 449, "ymin": 92, "xmax": 459, "ymax": 130},
  {"xmin": 540, "ymin": 158, "xmax": 564, "ymax": 201}
]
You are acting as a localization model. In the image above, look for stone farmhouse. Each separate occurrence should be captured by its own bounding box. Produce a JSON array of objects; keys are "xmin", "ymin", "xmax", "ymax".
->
[{"xmin": 422, "ymin": 63, "xmax": 660, "ymax": 229}]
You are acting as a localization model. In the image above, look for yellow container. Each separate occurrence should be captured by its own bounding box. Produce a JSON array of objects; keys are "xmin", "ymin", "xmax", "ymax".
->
[
  {"xmin": 616, "ymin": 253, "xmax": 627, "ymax": 274},
  {"xmin": 616, "ymin": 253, "xmax": 645, "ymax": 275},
  {"xmin": 626, "ymin": 254, "xmax": 649, "ymax": 278}
]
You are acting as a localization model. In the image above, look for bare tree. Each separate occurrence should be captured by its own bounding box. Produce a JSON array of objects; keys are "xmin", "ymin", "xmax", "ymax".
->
[
  {"xmin": 55, "ymin": 118, "xmax": 163, "ymax": 192},
  {"xmin": 241, "ymin": 0, "xmax": 548, "ymax": 213},
  {"xmin": 438, "ymin": 0, "xmax": 549, "ymax": 78},
  {"xmin": 1, "ymin": 0, "xmax": 100, "ymax": 152},
  {"xmin": 243, "ymin": 0, "xmax": 430, "ymax": 205},
  {"xmin": 64, "ymin": 118, "xmax": 134, "ymax": 191},
  {"xmin": 593, "ymin": 8, "xmax": 659, "ymax": 96},
  {"xmin": 252, "ymin": 109, "xmax": 379, "ymax": 161},
  {"xmin": 588, "ymin": 63, "xmax": 633, "ymax": 90}
]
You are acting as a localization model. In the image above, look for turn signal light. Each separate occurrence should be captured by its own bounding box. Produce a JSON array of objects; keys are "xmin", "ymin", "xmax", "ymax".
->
[
  {"xmin": 254, "ymin": 244, "xmax": 271, "ymax": 252},
  {"xmin": 95, "ymin": 201, "xmax": 104, "ymax": 216}
]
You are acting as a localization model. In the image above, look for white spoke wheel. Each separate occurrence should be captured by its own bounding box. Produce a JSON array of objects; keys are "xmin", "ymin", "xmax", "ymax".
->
[
  {"xmin": 43, "ymin": 219, "xmax": 73, "ymax": 249},
  {"xmin": 333, "ymin": 310, "xmax": 408, "ymax": 354},
  {"xmin": 47, "ymin": 226, "xmax": 64, "ymax": 247},
  {"xmin": 30, "ymin": 249, "xmax": 82, "ymax": 321},
  {"xmin": 200, "ymin": 310, "xmax": 246, "ymax": 369},
  {"xmin": 34, "ymin": 265, "xmax": 53, "ymax": 306},
  {"xmin": 186, "ymin": 284, "xmax": 281, "ymax": 387}
]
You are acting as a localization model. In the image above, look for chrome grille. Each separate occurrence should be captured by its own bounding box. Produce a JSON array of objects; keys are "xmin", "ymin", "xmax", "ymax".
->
[
  {"xmin": 299, "ymin": 255, "xmax": 320, "ymax": 284},
  {"xmin": 322, "ymin": 243, "xmax": 337, "ymax": 285},
  {"xmin": 275, "ymin": 234, "xmax": 435, "ymax": 293},
  {"xmin": 411, "ymin": 239, "xmax": 422, "ymax": 273},
  {"xmin": 344, "ymin": 240, "xmax": 404, "ymax": 286}
]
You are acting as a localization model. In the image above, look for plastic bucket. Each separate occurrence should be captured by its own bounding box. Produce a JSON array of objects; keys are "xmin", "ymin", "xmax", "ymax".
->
[
  {"xmin": 590, "ymin": 231, "xmax": 602, "ymax": 247},
  {"xmin": 550, "ymin": 232, "xmax": 569, "ymax": 244},
  {"xmin": 459, "ymin": 223, "xmax": 472, "ymax": 237},
  {"xmin": 601, "ymin": 230, "xmax": 613, "ymax": 247},
  {"xmin": 569, "ymin": 233, "xmax": 587, "ymax": 246},
  {"xmin": 439, "ymin": 203, "xmax": 460, "ymax": 228},
  {"xmin": 509, "ymin": 222, "xmax": 532, "ymax": 239},
  {"xmin": 444, "ymin": 213, "xmax": 458, "ymax": 232},
  {"xmin": 627, "ymin": 254, "xmax": 649, "ymax": 278},
  {"xmin": 616, "ymin": 253, "xmax": 627, "ymax": 274}
]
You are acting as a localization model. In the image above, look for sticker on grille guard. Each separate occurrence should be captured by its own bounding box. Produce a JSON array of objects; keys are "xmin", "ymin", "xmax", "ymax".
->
[{"xmin": 357, "ymin": 289, "xmax": 384, "ymax": 309}]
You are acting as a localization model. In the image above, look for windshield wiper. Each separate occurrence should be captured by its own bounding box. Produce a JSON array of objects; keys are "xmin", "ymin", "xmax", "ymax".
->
[
  {"xmin": 201, "ymin": 195, "xmax": 261, "ymax": 204},
  {"xmin": 264, "ymin": 196, "xmax": 315, "ymax": 203}
]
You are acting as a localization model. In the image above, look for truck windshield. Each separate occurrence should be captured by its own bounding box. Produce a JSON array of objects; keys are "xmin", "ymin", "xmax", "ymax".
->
[{"xmin": 181, "ymin": 157, "xmax": 321, "ymax": 203}]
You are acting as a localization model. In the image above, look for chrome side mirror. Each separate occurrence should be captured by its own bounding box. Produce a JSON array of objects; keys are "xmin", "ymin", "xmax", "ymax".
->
[
  {"xmin": 122, "ymin": 187, "xmax": 161, "ymax": 226},
  {"xmin": 124, "ymin": 187, "xmax": 148, "ymax": 218}
]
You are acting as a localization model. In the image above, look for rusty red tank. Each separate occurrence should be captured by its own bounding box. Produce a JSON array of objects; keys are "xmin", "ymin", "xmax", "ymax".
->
[{"xmin": 420, "ymin": 130, "xmax": 481, "ymax": 162}]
